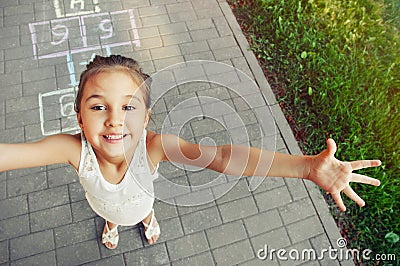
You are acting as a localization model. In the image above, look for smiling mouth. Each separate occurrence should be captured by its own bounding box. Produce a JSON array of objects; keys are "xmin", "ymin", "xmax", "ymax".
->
[{"xmin": 103, "ymin": 134, "xmax": 127, "ymax": 140}]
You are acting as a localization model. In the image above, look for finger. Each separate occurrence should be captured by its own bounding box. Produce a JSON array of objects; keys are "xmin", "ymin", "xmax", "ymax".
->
[
  {"xmin": 343, "ymin": 186, "xmax": 365, "ymax": 207},
  {"xmin": 326, "ymin": 138, "xmax": 337, "ymax": 157},
  {"xmin": 350, "ymin": 159, "xmax": 382, "ymax": 171},
  {"xmin": 331, "ymin": 192, "xmax": 346, "ymax": 212},
  {"xmin": 351, "ymin": 173, "xmax": 381, "ymax": 186}
]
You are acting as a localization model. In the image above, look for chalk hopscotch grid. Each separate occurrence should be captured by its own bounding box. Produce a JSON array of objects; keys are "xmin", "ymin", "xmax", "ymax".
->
[{"xmin": 29, "ymin": 9, "xmax": 141, "ymax": 60}]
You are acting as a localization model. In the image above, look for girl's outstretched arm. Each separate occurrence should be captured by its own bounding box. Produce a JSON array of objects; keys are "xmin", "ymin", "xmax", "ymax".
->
[
  {"xmin": 156, "ymin": 134, "xmax": 381, "ymax": 211},
  {"xmin": 0, "ymin": 134, "xmax": 81, "ymax": 172}
]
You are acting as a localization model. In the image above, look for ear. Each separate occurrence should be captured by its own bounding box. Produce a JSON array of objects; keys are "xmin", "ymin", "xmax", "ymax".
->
[
  {"xmin": 144, "ymin": 108, "xmax": 151, "ymax": 128},
  {"xmin": 77, "ymin": 113, "xmax": 84, "ymax": 131}
]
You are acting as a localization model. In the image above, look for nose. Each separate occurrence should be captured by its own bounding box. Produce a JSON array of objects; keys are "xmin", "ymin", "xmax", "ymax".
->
[{"xmin": 105, "ymin": 109, "xmax": 124, "ymax": 127}]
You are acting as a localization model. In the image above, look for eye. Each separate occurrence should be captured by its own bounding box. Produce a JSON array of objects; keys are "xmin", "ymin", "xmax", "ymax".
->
[
  {"xmin": 91, "ymin": 105, "xmax": 106, "ymax": 111},
  {"xmin": 123, "ymin": 105, "xmax": 136, "ymax": 111}
]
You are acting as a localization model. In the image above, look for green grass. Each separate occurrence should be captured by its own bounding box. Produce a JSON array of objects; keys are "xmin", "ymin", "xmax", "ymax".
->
[{"xmin": 228, "ymin": 0, "xmax": 399, "ymax": 264}]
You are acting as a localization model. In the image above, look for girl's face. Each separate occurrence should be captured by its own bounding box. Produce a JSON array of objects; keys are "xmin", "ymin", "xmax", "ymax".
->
[{"xmin": 77, "ymin": 70, "xmax": 150, "ymax": 161}]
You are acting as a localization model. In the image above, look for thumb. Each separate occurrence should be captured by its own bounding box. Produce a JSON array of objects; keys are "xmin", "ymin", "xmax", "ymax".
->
[{"xmin": 326, "ymin": 138, "xmax": 337, "ymax": 157}]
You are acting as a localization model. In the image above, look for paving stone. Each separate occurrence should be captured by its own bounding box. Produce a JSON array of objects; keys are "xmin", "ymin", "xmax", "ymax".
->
[
  {"xmin": 250, "ymin": 227, "xmax": 291, "ymax": 254},
  {"xmin": 139, "ymin": 5, "xmax": 167, "ymax": 17},
  {"xmin": 137, "ymin": 36, "xmax": 164, "ymax": 51},
  {"xmin": 169, "ymin": 11, "xmax": 198, "ymax": 24},
  {"xmin": 239, "ymin": 257, "xmax": 280, "ymax": 266},
  {"xmin": 28, "ymin": 185, "xmax": 70, "ymax": 212},
  {"xmin": 30, "ymin": 204, "xmax": 72, "ymax": 232},
  {"xmin": 162, "ymin": 32, "xmax": 192, "ymax": 46},
  {"xmin": 180, "ymin": 206, "xmax": 221, "ymax": 234},
  {"xmin": 5, "ymin": 109, "xmax": 41, "ymax": 129},
  {"xmin": 186, "ymin": 18, "xmax": 214, "ymax": 31},
  {"xmin": 286, "ymin": 216, "xmax": 325, "ymax": 244},
  {"xmin": 4, "ymin": 13, "xmax": 35, "ymax": 27},
  {"xmin": 4, "ymin": 59, "xmax": 39, "ymax": 74},
  {"xmin": 190, "ymin": 28, "xmax": 219, "ymax": 41},
  {"xmin": 0, "ymin": 195, "xmax": 28, "ymax": 220},
  {"xmin": 0, "ymin": 215, "xmax": 30, "ymax": 242},
  {"xmin": 213, "ymin": 178, "xmax": 251, "ymax": 204},
  {"xmin": 68, "ymin": 182, "xmax": 85, "ymax": 202},
  {"xmin": 184, "ymin": 50, "xmax": 215, "ymax": 61},
  {"xmin": 171, "ymin": 251, "xmax": 214, "ymax": 266},
  {"xmin": 0, "ymin": 127, "xmax": 24, "ymax": 143},
  {"xmin": 278, "ymin": 197, "xmax": 316, "ymax": 225},
  {"xmin": 158, "ymin": 216, "xmax": 184, "ymax": 242},
  {"xmin": 9, "ymin": 229, "xmax": 54, "ymax": 261},
  {"xmin": 212, "ymin": 239, "xmax": 254, "ymax": 265},
  {"xmin": 56, "ymin": 239, "xmax": 100, "ymax": 266},
  {"xmin": 150, "ymin": 45, "xmax": 181, "ymax": 60},
  {"xmin": 83, "ymin": 255, "xmax": 125, "ymax": 266},
  {"xmin": 166, "ymin": 231, "xmax": 209, "ymax": 261},
  {"xmin": 0, "ymin": 72, "xmax": 21, "ymax": 87},
  {"xmin": 47, "ymin": 165, "xmax": 79, "ymax": 188},
  {"xmin": 206, "ymin": 220, "xmax": 247, "ymax": 249},
  {"xmin": 141, "ymin": 14, "xmax": 170, "ymax": 27},
  {"xmin": 0, "ymin": 241, "xmax": 8, "ymax": 264},
  {"xmin": 71, "ymin": 200, "xmax": 97, "ymax": 222},
  {"xmin": 5, "ymin": 95, "xmax": 39, "ymax": 113},
  {"xmin": 124, "ymin": 243, "xmax": 169, "ymax": 265},
  {"xmin": 153, "ymin": 200, "xmax": 179, "ymax": 220},
  {"xmin": 166, "ymin": 2, "xmax": 193, "ymax": 13},
  {"xmin": 153, "ymin": 55, "xmax": 185, "ymax": 70},
  {"xmin": 22, "ymin": 78, "xmax": 57, "ymax": 96},
  {"xmin": 6, "ymin": 171, "xmax": 46, "ymax": 197},
  {"xmin": 284, "ymin": 178, "xmax": 309, "ymax": 201},
  {"xmin": 213, "ymin": 46, "xmax": 243, "ymax": 61},
  {"xmin": 218, "ymin": 196, "xmax": 258, "ymax": 223},
  {"xmin": 243, "ymin": 209, "xmax": 283, "ymax": 237},
  {"xmin": 195, "ymin": 8, "xmax": 224, "ymax": 19},
  {"xmin": 159, "ymin": 22, "xmax": 187, "ymax": 35},
  {"xmin": 0, "ymin": 181, "xmax": 5, "ymax": 201},
  {"xmin": 0, "ymin": 26, "xmax": 19, "ymax": 38},
  {"xmin": 54, "ymin": 219, "xmax": 96, "ymax": 248},
  {"xmin": 4, "ymin": 4, "xmax": 33, "ymax": 16},
  {"xmin": 254, "ymin": 185, "xmax": 292, "ymax": 211},
  {"xmin": 11, "ymin": 251, "xmax": 56, "ymax": 266}
]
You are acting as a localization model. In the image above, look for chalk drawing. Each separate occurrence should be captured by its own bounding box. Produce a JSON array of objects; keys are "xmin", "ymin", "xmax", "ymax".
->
[
  {"xmin": 39, "ymin": 48, "xmax": 112, "ymax": 136},
  {"xmin": 29, "ymin": 9, "xmax": 141, "ymax": 60},
  {"xmin": 31, "ymin": 1, "xmax": 141, "ymax": 135},
  {"xmin": 54, "ymin": 0, "xmax": 101, "ymax": 18}
]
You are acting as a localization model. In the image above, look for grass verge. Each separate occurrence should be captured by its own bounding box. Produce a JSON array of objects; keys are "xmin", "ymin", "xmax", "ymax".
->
[{"xmin": 227, "ymin": 0, "xmax": 399, "ymax": 264}]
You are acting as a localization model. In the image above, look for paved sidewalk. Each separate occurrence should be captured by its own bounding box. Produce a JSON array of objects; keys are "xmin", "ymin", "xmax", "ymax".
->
[{"xmin": 0, "ymin": 0, "xmax": 353, "ymax": 265}]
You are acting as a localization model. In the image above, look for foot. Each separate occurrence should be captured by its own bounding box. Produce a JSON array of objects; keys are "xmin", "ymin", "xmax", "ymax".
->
[
  {"xmin": 102, "ymin": 221, "xmax": 119, "ymax": 250},
  {"xmin": 142, "ymin": 209, "xmax": 160, "ymax": 245}
]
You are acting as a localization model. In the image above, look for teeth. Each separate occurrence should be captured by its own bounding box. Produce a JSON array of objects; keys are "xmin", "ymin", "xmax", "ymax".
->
[{"xmin": 104, "ymin": 135, "xmax": 123, "ymax": 140}]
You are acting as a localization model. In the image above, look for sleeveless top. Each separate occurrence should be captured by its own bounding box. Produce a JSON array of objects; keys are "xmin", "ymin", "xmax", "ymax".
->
[{"xmin": 78, "ymin": 129, "xmax": 159, "ymax": 226}]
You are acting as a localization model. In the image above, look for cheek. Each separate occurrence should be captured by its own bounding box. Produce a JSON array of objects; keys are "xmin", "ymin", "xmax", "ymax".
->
[{"xmin": 125, "ymin": 111, "xmax": 147, "ymax": 129}]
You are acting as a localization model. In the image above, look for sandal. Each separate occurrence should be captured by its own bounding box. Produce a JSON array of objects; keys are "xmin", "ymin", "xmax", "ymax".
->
[
  {"xmin": 142, "ymin": 209, "xmax": 160, "ymax": 242},
  {"xmin": 102, "ymin": 221, "xmax": 119, "ymax": 249}
]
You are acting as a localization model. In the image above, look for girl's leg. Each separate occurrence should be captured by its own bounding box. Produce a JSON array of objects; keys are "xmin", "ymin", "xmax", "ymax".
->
[
  {"xmin": 142, "ymin": 209, "xmax": 160, "ymax": 244},
  {"xmin": 102, "ymin": 220, "xmax": 119, "ymax": 249}
]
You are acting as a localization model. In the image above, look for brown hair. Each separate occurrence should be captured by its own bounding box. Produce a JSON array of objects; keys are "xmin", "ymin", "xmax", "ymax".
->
[{"xmin": 74, "ymin": 55, "xmax": 152, "ymax": 113}]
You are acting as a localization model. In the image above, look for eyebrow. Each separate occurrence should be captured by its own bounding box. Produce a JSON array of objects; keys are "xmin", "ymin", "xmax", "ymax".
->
[{"xmin": 85, "ymin": 94, "xmax": 143, "ymax": 103}]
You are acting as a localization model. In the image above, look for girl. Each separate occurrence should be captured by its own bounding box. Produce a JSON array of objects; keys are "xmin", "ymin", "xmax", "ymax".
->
[{"xmin": 0, "ymin": 55, "xmax": 381, "ymax": 250}]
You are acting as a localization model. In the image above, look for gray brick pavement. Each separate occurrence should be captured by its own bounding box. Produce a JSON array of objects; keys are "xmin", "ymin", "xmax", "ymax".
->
[{"xmin": 0, "ymin": 0, "xmax": 352, "ymax": 265}]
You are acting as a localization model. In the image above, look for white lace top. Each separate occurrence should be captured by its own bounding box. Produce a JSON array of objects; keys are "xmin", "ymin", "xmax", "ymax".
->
[{"xmin": 78, "ymin": 129, "xmax": 159, "ymax": 226}]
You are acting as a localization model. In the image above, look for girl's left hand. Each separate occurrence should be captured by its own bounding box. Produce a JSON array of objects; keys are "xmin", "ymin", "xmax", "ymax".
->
[{"xmin": 305, "ymin": 138, "xmax": 381, "ymax": 211}]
